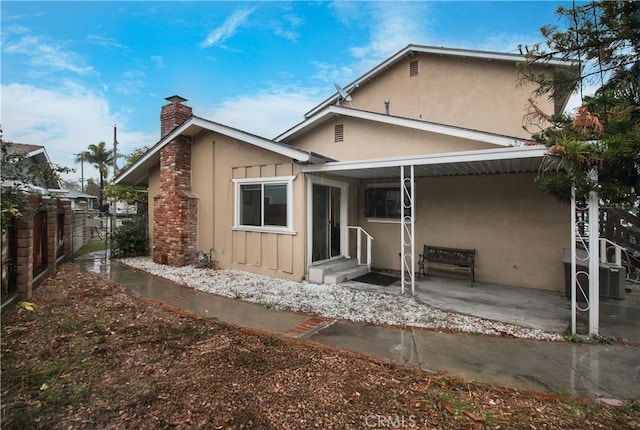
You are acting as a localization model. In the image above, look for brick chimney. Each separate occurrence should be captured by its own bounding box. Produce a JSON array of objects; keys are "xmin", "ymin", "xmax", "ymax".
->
[
  {"xmin": 160, "ymin": 95, "xmax": 192, "ymax": 138},
  {"xmin": 153, "ymin": 95, "xmax": 198, "ymax": 266}
]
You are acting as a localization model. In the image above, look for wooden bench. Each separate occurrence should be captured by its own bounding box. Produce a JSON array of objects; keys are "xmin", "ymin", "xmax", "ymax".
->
[{"xmin": 418, "ymin": 245, "xmax": 475, "ymax": 285}]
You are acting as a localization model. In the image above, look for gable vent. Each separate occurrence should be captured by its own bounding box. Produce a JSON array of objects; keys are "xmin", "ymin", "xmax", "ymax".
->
[
  {"xmin": 334, "ymin": 124, "xmax": 344, "ymax": 142},
  {"xmin": 409, "ymin": 60, "xmax": 419, "ymax": 77}
]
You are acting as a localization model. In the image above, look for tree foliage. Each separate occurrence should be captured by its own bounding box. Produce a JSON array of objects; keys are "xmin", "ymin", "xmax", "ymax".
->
[
  {"xmin": 519, "ymin": 0, "xmax": 640, "ymax": 210},
  {"xmin": 104, "ymin": 146, "xmax": 149, "ymax": 209},
  {"xmin": 75, "ymin": 141, "xmax": 113, "ymax": 208},
  {"xmin": 1, "ymin": 141, "xmax": 72, "ymax": 229},
  {"xmin": 111, "ymin": 215, "xmax": 148, "ymax": 258}
]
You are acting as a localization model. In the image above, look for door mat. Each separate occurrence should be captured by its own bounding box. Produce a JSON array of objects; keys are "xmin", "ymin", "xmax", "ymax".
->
[{"xmin": 352, "ymin": 272, "xmax": 399, "ymax": 287}]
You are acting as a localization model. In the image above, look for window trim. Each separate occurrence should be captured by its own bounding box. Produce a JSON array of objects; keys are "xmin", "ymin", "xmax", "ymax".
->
[{"xmin": 232, "ymin": 176, "xmax": 296, "ymax": 234}]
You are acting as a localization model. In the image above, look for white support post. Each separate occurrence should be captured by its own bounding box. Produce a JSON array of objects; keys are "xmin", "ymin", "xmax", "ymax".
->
[
  {"xmin": 570, "ymin": 169, "xmax": 600, "ymax": 337},
  {"xmin": 588, "ymin": 168, "xmax": 600, "ymax": 336},
  {"xmin": 400, "ymin": 165, "xmax": 415, "ymax": 295},
  {"xmin": 571, "ymin": 185, "xmax": 577, "ymax": 335},
  {"xmin": 400, "ymin": 167, "xmax": 405, "ymax": 295}
]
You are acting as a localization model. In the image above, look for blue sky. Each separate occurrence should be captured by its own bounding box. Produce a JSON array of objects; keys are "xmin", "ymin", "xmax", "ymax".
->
[{"xmin": 2, "ymin": 1, "xmax": 582, "ymax": 184}]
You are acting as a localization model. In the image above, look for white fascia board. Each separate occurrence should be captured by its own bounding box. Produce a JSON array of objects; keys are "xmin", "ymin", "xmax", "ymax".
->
[
  {"xmin": 188, "ymin": 117, "xmax": 311, "ymax": 162},
  {"xmin": 301, "ymin": 146, "xmax": 547, "ymax": 174},
  {"xmin": 275, "ymin": 108, "xmax": 336, "ymax": 142},
  {"xmin": 279, "ymin": 106, "xmax": 524, "ymax": 147},
  {"xmin": 26, "ymin": 147, "xmax": 47, "ymax": 159},
  {"xmin": 412, "ymin": 45, "xmax": 577, "ymax": 67},
  {"xmin": 116, "ymin": 117, "xmax": 311, "ymax": 185}
]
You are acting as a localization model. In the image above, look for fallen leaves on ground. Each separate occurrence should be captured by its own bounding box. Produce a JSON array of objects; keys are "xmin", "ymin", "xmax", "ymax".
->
[{"xmin": 1, "ymin": 263, "xmax": 638, "ymax": 429}]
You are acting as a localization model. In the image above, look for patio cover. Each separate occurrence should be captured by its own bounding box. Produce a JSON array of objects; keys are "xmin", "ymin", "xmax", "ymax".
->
[
  {"xmin": 301, "ymin": 145, "xmax": 547, "ymax": 179},
  {"xmin": 301, "ymin": 145, "xmax": 548, "ymax": 295}
]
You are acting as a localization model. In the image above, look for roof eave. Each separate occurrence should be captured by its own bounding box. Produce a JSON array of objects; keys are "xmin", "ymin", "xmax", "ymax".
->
[
  {"xmin": 115, "ymin": 116, "xmax": 315, "ymax": 186},
  {"xmin": 278, "ymin": 106, "xmax": 527, "ymax": 147}
]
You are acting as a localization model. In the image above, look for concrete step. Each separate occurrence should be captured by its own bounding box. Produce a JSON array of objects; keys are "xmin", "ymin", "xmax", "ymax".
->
[
  {"xmin": 323, "ymin": 264, "xmax": 370, "ymax": 285},
  {"xmin": 308, "ymin": 258, "xmax": 360, "ymax": 284}
]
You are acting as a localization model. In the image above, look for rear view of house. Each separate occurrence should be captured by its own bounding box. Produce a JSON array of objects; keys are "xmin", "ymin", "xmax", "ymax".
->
[{"xmin": 116, "ymin": 45, "xmax": 577, "ymax": 293}]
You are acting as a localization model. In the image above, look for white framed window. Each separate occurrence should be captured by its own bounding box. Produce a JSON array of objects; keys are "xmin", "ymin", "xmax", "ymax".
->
[
  {"xmin": 232, "ymin": 176, "xmax": 295, "ymax": 234},
  {"xmin": 364, "ymin": 183, "xmax": 411, "ymax": 223}
]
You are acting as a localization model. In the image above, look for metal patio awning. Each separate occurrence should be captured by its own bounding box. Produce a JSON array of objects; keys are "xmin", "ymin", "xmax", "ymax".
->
[{"xmin": 301, "ymin": 146, "xmax": 546, "ymax": 179}]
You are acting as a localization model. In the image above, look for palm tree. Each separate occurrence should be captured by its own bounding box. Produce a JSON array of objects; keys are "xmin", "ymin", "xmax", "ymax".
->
[{"xmin": 75, "ymin": 141, "xmax": 113, "ymax": 210}]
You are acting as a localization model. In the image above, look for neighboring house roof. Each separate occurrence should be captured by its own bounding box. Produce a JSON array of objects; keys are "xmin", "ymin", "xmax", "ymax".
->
[
  {"xmin": 276, "ymin": 105, "xmax": 531, "ymax": 147},
  {"xmin": 115, "ymin": 115, "xmax": 330, "ymax": 186},
  {"xmin": 301, "ymin": 145, "xmax": 547, "ymax": 179},
  {"xmin": 4, "ymin": 143, "xmax": 46, "ymax": 156},
  {"xmin": 2, "ymin": 142, "xmax": 63, "ymax": 192},
  {"xmin": 64, "ymin": 190, "xmax": 98, "ymax": 200},
  {"xmin": 304, "ymin": 44, "xmax": 579, "ymax": 119}
]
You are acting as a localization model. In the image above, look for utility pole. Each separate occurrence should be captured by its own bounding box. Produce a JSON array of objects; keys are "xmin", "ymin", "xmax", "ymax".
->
[
  {"xmin": 110, "ymin": 124, "xmax": 119, "ymax": 241},
  {"xmin": 74, "ymin": 152, "xmax": 85, "ymax": 192},
  {"xmin": 113, "ymin": 124, "xmax": 118, "ymax": 176}
]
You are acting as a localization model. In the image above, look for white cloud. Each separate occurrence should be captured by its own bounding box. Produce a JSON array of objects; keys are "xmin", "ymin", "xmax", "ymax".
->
[
  {"xmin": 150, "ymin": 55, "xmax": 165, "ymax": 69},
  {"xmin": 310, "ymin": 61, "xmax": 355, "ymax": 86},
  {"xmin": 1, "ymin": 83, "xmax": 154, "ymax": 184},
  {"xmin": 3, "ymin": 33, "xmax": 94, "ymax": 75},
  {"xmin": 200, "ymin": 7, "xmax": 255, "ymax": 48},
  {"xmin": 112, "ymin": 69, "xmax": 147, "ymax": 95},
  {"xmin": 347, "ymin": 2, "xmax": 433, "ymax": 71},
  {"xmin": 272, "ymin": 12, "xmax": 304, "ymax": 42},
  {"xmin": 476, "ymin": 33, "xmax": 542, "ymax": 55},
  {"xmin": 201, "ymin": 88, "xmax": 320, "ymax": 139},
  {"xmin": 321, "ymin": 2, "xmax": 434, "ymax": 84},
  {"xmin": 86, "ymin": 34, "xmax": 128, "ymax": 51}
]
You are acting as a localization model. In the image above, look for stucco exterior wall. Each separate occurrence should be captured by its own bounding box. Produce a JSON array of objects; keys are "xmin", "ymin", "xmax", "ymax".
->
[
  {"xmin": 147, "ymin": 164, "xmax": 160, "ymax": 252},
  {"xmin": 189, "ymin": 132, "xmax": 307, "ymax": 281},
  {"xmin": 291, "ymin": 116, "xmax": 498, "ymax": 162},
  {"xmin": 357, "ymin": 173, "xmax": 570, "ymax": 291},
  {"xmin": 344, "ymin": 53, "xmax": 555, "ymax": 139}
]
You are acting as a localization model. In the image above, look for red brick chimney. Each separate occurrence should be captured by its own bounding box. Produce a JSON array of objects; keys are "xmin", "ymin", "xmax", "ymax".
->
[
  {"xmin": 160, "ymin": 95, "xmax": 193, "ymax": 138},
  {"xmin": 153, "ymin": 95, "xmax": 198, "ymax": 266}
]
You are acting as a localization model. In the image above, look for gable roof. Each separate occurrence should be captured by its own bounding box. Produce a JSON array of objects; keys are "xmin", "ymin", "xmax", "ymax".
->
[
  {"xmin": 115, "ymin": 115, "xmax": 328, "ymax": 186},
  {"xmin": 304, "ymin": 44, "xmax": 579, "ymax": 119},
  {"xmin": 2, "ymin": 142, "xmax": 63, "ymax": 191},
  {"xmin": 276, "ymin": 105, "xmax": 530, "ymax": 147},
  {"xmin": 4, "ymin": 143, "xmax": 46, "ymax": 156}
]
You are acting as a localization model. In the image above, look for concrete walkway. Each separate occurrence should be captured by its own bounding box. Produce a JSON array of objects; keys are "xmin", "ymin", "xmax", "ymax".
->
[{"xmin": 76, "ymin": 257, "xmax": 640, "ymax": 401}]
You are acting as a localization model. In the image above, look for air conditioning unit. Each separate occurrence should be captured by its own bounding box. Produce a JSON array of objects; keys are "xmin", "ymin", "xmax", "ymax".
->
[
  {"xmin": 562, "ymin": 249, "xmax": 626, "ymax": 300},
  {"xmin": 599, "ymin": 263, "xmax": 626, "ymax": 300}
]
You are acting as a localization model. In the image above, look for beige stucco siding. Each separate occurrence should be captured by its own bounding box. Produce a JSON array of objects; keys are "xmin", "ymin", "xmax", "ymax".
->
[
  {"xmin": 345, "ymin": 53, "xmax": 554, "ymax": 139},
  {"xmin": 358, "ymin": 173, "xmax": 570, "ymax": 291},
  {"xmin": 189, "ymin": 133, "xmax": 306, "ymax": 281},
  {"xmin": 291, "ymin": 116, "xmax": 498, "ymax": 161},
  {"xmin": 147, "ymin": 164, "xmax": 160, "ymax": 252}
]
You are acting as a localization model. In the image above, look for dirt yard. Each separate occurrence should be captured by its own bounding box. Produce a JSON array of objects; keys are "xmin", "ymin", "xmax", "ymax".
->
[{"xmin": 2, "ymin": 263, "xmax": 638, "ymax": 429}]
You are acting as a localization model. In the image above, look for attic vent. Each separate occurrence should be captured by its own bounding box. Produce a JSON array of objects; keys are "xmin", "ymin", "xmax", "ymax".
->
[
  {"xmin": 409, "ymin": 60, "xmax": 419, "ymax": 77},
  {"xmin": 334, "ymin": 124, "xmax": 344, "ymax": 142}
]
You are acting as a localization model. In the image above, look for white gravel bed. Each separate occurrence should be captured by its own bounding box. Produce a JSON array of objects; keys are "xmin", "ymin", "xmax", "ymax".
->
[{"xmin": 119, "ymin": 257, "xmax": 564, "ymax": 342}]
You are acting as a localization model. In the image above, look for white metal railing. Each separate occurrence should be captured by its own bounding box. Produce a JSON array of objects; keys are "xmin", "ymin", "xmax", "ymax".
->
[{"xmin": 347, "ymin": 226, "xmax": 373, "ymax": 268}]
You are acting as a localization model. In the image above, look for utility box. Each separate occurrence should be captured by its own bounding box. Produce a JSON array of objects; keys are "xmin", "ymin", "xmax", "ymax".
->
[
  {"xmin": 599, "ymin": 263, "xmax": 626, "ymax": 299},
  {"xmin": 562, "ymin": 248, "xmax": 626, "ymax": 301}
]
